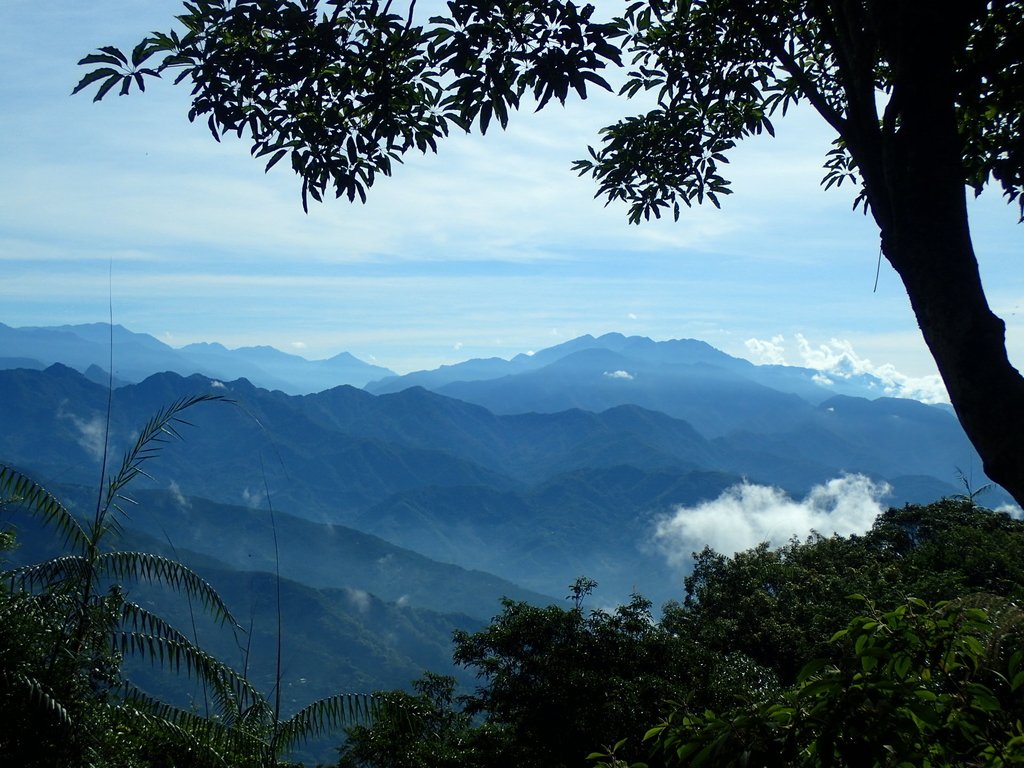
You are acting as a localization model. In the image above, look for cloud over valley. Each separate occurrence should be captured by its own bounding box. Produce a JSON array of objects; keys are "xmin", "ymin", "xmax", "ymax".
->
[{"xmin": 653, "ymin": 474, "xmax": 892, "ymax": 565}]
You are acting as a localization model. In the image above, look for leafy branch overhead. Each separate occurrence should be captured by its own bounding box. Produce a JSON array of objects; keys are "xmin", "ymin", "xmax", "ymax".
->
[
  {"xmin": 75, "ymin": 0, "xmax": 621, "ymax": 211},
  {"xmin": 74, "ymin": 0, "xmax": 1022, "ymax": 221}
]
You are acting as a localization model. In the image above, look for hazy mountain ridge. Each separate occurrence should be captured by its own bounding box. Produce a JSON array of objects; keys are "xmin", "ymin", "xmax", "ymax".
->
[
  {"xmin": 365, "ymin": 332, "xmax": 904, "ymax": 410},
  {"xmin": 0, "ymin": 322, "xmax": 394, "ymax": 393},
  {"xmin": 0, "ymin": 356, "xmax": 994, "ymax": 605},
  {"xmin": 2, "ymin": 504, "xmax": 485, "ymax": 765}
]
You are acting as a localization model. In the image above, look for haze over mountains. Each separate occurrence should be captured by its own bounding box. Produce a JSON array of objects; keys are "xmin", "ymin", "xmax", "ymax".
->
[
  {"xmin": 0, "ymin": 322, "xmax": 394, "ymax": 393},
  {"xmin": 1, "ymin": 324, "xmax": 1003, "ymax": 595},
  {"xmin": 0, "ymin": 322, "xmax": 1006, "ymax": 738}
]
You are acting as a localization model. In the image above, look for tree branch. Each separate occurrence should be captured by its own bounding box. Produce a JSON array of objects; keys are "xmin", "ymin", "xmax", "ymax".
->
[{"xmin": 736, "ymin": 7, "xmax": 848, "ymax": 136}]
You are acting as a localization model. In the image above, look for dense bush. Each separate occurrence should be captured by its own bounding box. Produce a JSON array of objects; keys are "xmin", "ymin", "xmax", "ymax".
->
[{"xmin": 342, "ymin": 499, "xmax": 1024, "ymax": 768}]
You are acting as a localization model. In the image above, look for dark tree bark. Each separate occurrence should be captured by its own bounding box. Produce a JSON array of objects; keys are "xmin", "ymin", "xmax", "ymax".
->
[{"xmin": 855, "ymin": 6, "xmax": 1024, "ymax": 506}]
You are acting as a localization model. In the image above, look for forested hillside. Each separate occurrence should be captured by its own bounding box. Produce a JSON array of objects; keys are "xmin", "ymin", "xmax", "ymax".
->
[
  {"xmin": 342, "ymin": 500, "xmax": 1024, "ymax": 768},
  {"xmin": 0, "ymin": 359, "xmax": 998, "ymax": 607}
]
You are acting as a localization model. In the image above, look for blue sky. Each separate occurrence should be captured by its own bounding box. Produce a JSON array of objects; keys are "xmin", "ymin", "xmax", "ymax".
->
[{"xmin": 2, "ymin": 1, "xmax": 1021, "ymax": 394}]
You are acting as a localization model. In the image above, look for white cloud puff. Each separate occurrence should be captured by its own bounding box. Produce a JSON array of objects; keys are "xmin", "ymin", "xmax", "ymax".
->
[
  {"xmin": 744, "ymin": 334, "xmax": 787, "ymax": 365},
  {"xmin": 652, "ymin": 474, "xmax": 891, "ymax": 565},
  {"xmin": 58, "ymin": 408, "xmax": 107, "ymax": 461},
  {"xmin": 744, "ymin": 334, "xmax": 949, "ymax": 404},
  {"xmin": 210, "ymin": 379, "xmax": 226, "ymax": 389},
  {"xmin": 345, "ymin": 588, "xmax": 371, "ymax": 613},
  {"xmin": 603, "ymin": 370, "xmax": 634, "ymax": 380},
  {"xmin": 168, "ymin": 480, "xmax": 191, "ymax": 510},
  {"xmin": 995, "ymin": 503, "xmax": 1024, "ymax": 520},
  {"xmin": 241, "ymin": 487, "xmax": 262, "ymax": 508}
]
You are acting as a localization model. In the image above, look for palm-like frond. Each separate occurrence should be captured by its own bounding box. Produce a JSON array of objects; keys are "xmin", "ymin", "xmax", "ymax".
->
[
  {"xmin": 119, "ymin": 686, "xmax": 272, "ymax": 763},
  {"xmin": 0, "ymin": 670, "xmax": 73, "ymax": 730},
  {"xmin": 115, "ymin": 627, "xmax": 263, "ymax": 715},
  {"xmin": 3, "ymin": 555, "xmax": 91, "ymax": 592},
  {"xmin": 114, "ymin": 692, "xmax": 250, "ymax": 766},
  {"xmin": 98, "ymin": 551, "xmax": 236, "ymax": 626},
  {"xmin": 119, "ymin": 599, "xmax": 196, "ymax": 647},
  {"xmin": 271, "ymin": 693, "xmax": 380, "ymax": 754},
  {"xmin": 0, "ymin": 465, "xmax": 89, "ymax": 552},
  {"xmin": 98, "ymin": 393, "xmax": 228, "ymax": 528}
]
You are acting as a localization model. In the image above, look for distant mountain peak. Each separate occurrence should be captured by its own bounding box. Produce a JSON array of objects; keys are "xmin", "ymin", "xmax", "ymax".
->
[{"xmin": 0, "ymin": 323, "xmax": 395, "ymax": 395}]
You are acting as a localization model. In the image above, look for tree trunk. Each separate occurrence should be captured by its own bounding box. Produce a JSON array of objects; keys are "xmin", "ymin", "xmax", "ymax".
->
[
  {"xmin": 882, "ymin": 188, "xmax": 1024, "ymax": 507},
  {"xmin": 872, "ymin": 6, "xmax": 1024, "ymax": 507}
]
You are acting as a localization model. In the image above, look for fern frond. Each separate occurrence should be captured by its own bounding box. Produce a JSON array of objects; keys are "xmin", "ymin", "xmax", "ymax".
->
[
  {"xmin": 99, "ymin": 393, "xmax": 228, "ymax": 526},
  {"xmin": 120, "ymin": 599, "xmax": 194, "ymax": 646},
  {"xmin": 120, "ymin": 685, "xmax": 272, "ymax": 762},
  {"xmin": 0, "ymin": 670, "xmax": 73, "ymax": 729},
  {"xmin": 97, "ymin": 551, "xmax": 236, "ymax": 626},
  {"xmin": 115, "ymin": 690, "xmax": 267, "ymax": 766},
  {"xmin": 0, "ymin": 465, "xmax": 89, "ymax": 552},
  {"xmin": 3, "ymin": 555, "xmax": 91, "ymax": 591},
  {"xmin": 272, "ymin": 693, "xmax": 379, "ymax": 754},
  {"xmin": 117, "ymin": 632, "xmax": 262, "ymax": 711}
]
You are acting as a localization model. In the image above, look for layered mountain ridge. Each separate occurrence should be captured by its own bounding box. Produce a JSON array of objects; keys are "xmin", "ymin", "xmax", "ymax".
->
[{"xmin": 0, "ymin": 324, "xmax": 1000, "ymax": 745}]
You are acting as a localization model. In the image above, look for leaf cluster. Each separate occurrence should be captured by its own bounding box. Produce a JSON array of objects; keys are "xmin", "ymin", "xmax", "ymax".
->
[
  {"xmin": 76, "ymin": 0, "xmax": 1024, "ymax": 223},
  {"xmin": 73, "ymin": 0, "xmax": 621, "ymax": 210},
  {"xmin": 630, "ymin": 597, "xmax": 1024, "ymax": 767},
  {"xmin": 447, "ymin": 587, "xmax": 718, "ymax": 768},
  {"xmin": 427, "ymin": 0, "xmax": 621, "ymax": 134}
]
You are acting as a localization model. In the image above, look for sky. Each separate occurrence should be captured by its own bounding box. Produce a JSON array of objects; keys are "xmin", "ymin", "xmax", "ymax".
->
[{"xmin": 2, "ymin": 1, "xmax": 1022, "ymax": 385}]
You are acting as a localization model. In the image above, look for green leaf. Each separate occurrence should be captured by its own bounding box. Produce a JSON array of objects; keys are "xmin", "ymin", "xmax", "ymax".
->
[
  {"xmin": 1011, "ymin": 671, "xmax": 1024, "ymax": 692},
  {"xmin": 796, "ymin": 657, "xmax": 829, "ymax": 683},
  {"xmin": 77, "ymin": 52, "xmax": 126, "ymax": 67},
  {"xmin": 94, "ymin": 74, "xmax": 123, "ymax": 102},
  {"xmin": 0, "ymin": 466, "xmax": 88, "ymax": 550}
]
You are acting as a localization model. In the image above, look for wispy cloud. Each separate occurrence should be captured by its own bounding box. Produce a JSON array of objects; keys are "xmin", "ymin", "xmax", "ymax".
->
[
  {"xmin": 745, "ymin": 333, "xmax": 949, "ymax": 404},
  {"xmin": 241, "ymin": 487, "xmax": 262, "ymax": 508},
  {"xmin": 995, "ymin": 503, "xmax": 1024, "ymax": 520},
  {"xmin": 168, "ymin": 479, "xmax": 191, "ymax": 510},
  {"xmin": 603, "ymin": 370, "xmax": 634, "ymax": 380},
  {"xmin": 345, "ymin": 588, "xmax": 371, "ymax": 614},
  {"xmin": 652, "ymin": 474, "xmax": 891, "ymax": 564},
  {"xmin": 58, "ymin": 406, "xmax": 107, "ymax": 461}
]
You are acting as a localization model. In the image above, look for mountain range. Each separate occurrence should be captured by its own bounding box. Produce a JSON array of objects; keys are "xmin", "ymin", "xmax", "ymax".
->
[
  {"xmin": 0, "ymin": 327, "xmax": 1003, "ymax": 603},
  {"xmin": 0, "ymin": 323, "xmax": 1005, "ymax": 742},
  {"xmin": 0, "ymin": 322, "xmax": 394, "ymax": 393}
]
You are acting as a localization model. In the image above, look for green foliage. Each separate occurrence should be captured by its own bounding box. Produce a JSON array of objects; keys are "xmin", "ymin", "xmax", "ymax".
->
[
  {"xmin": 622, "ymin": 597, "xmax": 1024, "ymax": 768},
  {"xmin": 338, "ymin": 673, "xmax": 491, "ymax": 768},
  {"xmin": 332, "ymin": 501, "xmax": 1024, "ymax": 768},
  {"xmin": 1, "ymin": 395, "xmax": 249, "ymax": 766},
  {"xmin": 676, "ymin": 499, "xmax": 1024, "ymax": 686},
  {"xmin": 580, "ymin": 500, "xmax": 1024, "ymax": 768},
  {"xmin": 73, "ymin": 1, "xmax": 1023, "ymax": 220},
  {"xmin": 449, "ymin": 581, "xmax": 721, "ymax": 768}
]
